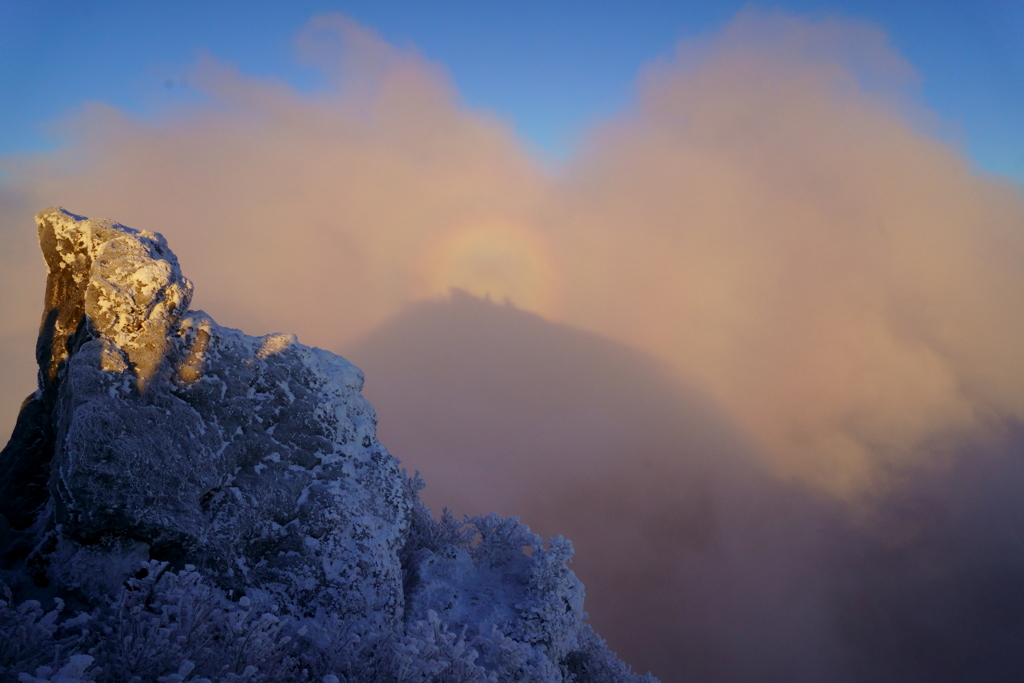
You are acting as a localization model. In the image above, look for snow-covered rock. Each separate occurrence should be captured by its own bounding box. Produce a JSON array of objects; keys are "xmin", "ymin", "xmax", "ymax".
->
[{"xmin": 0, "ymin": 208, "xmax": 653, "ymax": 682}]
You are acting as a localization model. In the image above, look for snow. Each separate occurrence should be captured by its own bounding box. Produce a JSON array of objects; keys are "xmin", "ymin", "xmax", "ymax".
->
[{"xmin": 0, "ymin": 209, "xmax": 653, "ymax": 682}]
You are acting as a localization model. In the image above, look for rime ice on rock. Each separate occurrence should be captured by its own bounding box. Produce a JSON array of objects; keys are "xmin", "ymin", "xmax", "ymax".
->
[
  {"xmin": 0, "ymin": 208, "xmax": 653, "ymax": 682},
  {"xmin": 1, "ymin": 208, "xmax": 410, "ymax": 629}
]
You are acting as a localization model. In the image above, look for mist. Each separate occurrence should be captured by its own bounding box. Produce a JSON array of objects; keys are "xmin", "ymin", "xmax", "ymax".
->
[
  {"xmin": 3, "ymin": 9, "xmax": 1024, "ymax": 681},
  {"xmin": 349, "ymin": 293, "xmax": 1024, "ymax": 681}
]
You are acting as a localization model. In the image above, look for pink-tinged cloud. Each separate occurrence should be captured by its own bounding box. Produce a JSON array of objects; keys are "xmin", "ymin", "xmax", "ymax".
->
[
  {"xmin": 1, "ymin": 10, "xmax": 1023, "ymax": 500},
  {"xmin": 549, "ymin": 10, "xmax": 1024, "ymax": 493}
]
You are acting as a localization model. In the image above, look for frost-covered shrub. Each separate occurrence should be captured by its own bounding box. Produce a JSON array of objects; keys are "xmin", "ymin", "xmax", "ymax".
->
[
  {"xmin": 101, "ymin": 562, "xmax": 300, "ymax": 682},
  {"xmin": 0, "ymin": 591, "xmax": 94, "ymax": 682},
  {"xmin": 3, "ymin": 510, "xmax": 653, "ymax": 683},
  {"xmin": 15, "ymin": 653, "xmax": 97, "ymax": 683},
  {"xmin": 1, "ymin": 563, "xmax": 304, "ymax": 683},
  {"xmin": 393, "ymin": 610, "xmax": 489, "ymax": 683},
  {"xmin": 400, "ymin": 509, "xmax": 654, "ymax": 682},
  {"xmin": 402, "ymin": 504, "xmax": 476, "ymax": 565}
]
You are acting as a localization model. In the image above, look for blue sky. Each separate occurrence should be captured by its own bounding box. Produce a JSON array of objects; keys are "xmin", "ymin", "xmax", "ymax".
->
[{"xmin": 1, "ymin": 0, "xmax": 1022, "ymax": 180}]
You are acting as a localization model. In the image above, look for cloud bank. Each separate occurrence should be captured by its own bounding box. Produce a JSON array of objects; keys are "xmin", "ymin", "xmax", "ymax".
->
[
  {"xmin": 549, "ymin": 11, "xmax": 1024, "ymax": 493},
  {"xmin": 349, "ymin": 294, "xmax": 1024, "ymax": 682},
  {"xmin": 3, "ymin": 9, "xmax": 1024, "ymax": 681}
]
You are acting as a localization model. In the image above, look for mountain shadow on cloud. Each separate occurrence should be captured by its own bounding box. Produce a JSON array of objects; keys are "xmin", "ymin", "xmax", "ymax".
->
[
  {"xmin": 345, "ymin": 290, "xmax": 1024, "ymax": 683},
  {"xmin": 346, "ymin": 289, "xmax": 761, "ymax": 516},
  {"xmin": 345, "ymin": 290, "xmax": 837, "ymax": 681}
]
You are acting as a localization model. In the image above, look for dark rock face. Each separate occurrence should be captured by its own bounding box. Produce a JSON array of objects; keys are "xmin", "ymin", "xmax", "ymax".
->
[
  {"xmin": 0, "ymin": 208, "xmax": 651, "ymax": 682},
  {"xmin": 0, "ymin": 393, "xmax": 55, "ymax": 532}
]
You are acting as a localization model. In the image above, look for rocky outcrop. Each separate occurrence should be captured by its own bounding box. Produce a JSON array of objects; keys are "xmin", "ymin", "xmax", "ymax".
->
[
  {"xmin": 0, "ymin": 209, "xmax": 651, "ymax": 682},
  {"xmin": 1, "ymin": 208, "xmax": 410, "ymax": 628}
]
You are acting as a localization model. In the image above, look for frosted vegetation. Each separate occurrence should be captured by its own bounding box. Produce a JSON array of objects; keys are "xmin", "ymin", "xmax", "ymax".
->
[
  {"xmin": 0, "ymin": 209, "xmax": 652, "ymax": 682},
  {"xmin": 2, "ymin": 511, "xmax": 645, "ymax": 682}
]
